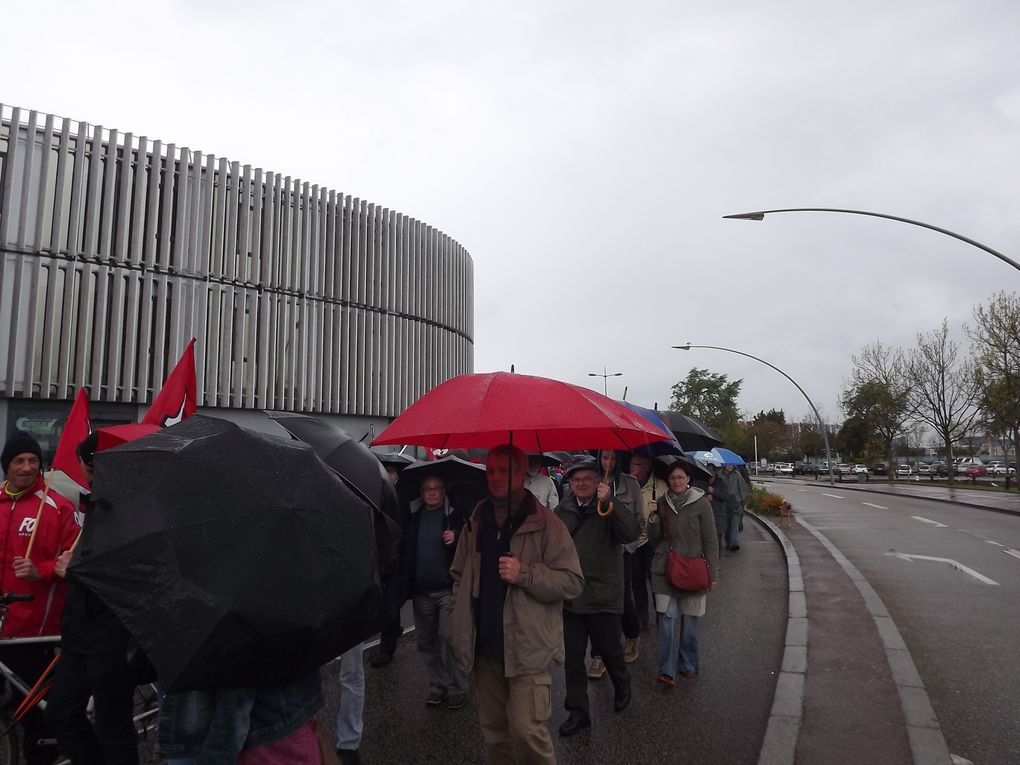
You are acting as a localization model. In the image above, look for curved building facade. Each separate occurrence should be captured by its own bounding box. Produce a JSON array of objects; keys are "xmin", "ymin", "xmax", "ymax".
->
[{"xmin": 0, "ymin": 104, "xmax": 473, "ymax": 454}]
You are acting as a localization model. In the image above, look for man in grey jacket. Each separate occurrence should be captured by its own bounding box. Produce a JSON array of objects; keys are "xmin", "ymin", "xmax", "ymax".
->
[{"xmin": 554, "ymin": 460, "xmax": 639, "ymax": 736}]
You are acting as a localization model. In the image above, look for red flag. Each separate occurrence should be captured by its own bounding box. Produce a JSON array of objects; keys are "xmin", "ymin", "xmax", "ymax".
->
[
  {"xmin": 51, "ymin": 387, "xmax": 91, "ymax": 491},
  {"xmin": 143, "ymin": 338, "xmax": 198, "ymax": 427}
]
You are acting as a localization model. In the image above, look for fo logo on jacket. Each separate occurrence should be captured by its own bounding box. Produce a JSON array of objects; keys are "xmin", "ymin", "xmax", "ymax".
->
[{"xmin": 17, "ymin": 517, "xmax": 36, "ymax": 536}]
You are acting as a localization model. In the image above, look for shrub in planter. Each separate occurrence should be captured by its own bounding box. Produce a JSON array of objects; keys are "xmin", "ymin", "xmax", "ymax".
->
[{"xmin": 747, "ymin": 485, "xmax": 792, "ymax": 517}]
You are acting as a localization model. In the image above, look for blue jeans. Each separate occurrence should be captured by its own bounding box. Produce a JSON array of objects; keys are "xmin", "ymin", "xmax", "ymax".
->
[
  {"xmin": 657, "ymin": 598, "xmax": 700, "ymax": 678},
  {"xmin": 726, "ymin": 509, "xmax": 742, "ymax": 547},
  {"xmin": 336, "ymin": 643, "xmax": 365, "ymax": 750}
]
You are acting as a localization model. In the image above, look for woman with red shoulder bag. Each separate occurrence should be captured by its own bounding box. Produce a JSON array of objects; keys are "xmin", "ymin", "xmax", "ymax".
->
[{"xmin": 645, "ymin": 461, "xmax": 719, "ymax": 686}]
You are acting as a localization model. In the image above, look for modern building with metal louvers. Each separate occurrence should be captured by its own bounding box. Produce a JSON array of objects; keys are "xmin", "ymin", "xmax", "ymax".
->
[{"xmin": 0, "ymin": 104, "xmax": 474, "ymax": 456}]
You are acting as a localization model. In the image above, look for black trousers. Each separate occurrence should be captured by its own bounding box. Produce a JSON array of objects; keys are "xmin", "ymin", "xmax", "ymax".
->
[
  {"xmin": 378, "ymin": 571, "xmax": 404, "ymax": 652},
  {"xmin": 1, "ymin": 643, "xmax": 59, "ymax": 765},
  {"xmin": 563, "ymin": 610, "xmax": 629, "ymax": 714},
  {"xmin": 629, "ymin": 546, "xmax": 652, "ymax": 629},
  {"xmin": 45, "ymin": 649, "xmax": 138, "ymax": 765}
]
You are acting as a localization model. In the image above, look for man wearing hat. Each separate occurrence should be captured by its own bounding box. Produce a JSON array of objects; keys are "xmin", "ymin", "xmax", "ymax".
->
[
  {"xmin": 1, "ymin": 430, "xmax": 79, "ymax": 764},
  {"xmin": 554, "ymin": 458, "xmax": 639, "ymax": 736}
]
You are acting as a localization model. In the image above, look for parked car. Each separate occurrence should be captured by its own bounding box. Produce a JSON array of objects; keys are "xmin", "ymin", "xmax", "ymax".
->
[
  {"xmin": 987, "ymin": 462, "xmax": 1016, "ymax": 476},
  {"xmin": 896, "ymin": 464, "xmax": 912, "ymax": 476},
  {"xmin": 835, "ymin": 463, "xmax": 854, "ymax": 476},
  {"xmin": 964, "ymin": 464, "xmax": 988, "ymax": 477},
  {"xmin": 931, "ymin": 461, "xmax": 948, "ymax": 476},
  {"xmin": 871, "ymin": 462, "xmax": 890, "ymax": 476},
  {"xmin": 851, "ymin": 464, "xmax": 870, "ymax": 474},
  {"xmin": 915, "ymin": 463, "xmax": 933, "ymax": 475},
  {"xmin": 773, "ymin": 462, "xmax": 794, "ymax": 476},
  {"xmin": 794, "ymin": 462, "xmax": 821, "ymax": 475}
]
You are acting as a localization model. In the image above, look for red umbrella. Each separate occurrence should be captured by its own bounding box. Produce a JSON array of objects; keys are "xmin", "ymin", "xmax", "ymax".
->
[{"xmin": 373, "ymin": 372, "xmax": 671, "ymax": 451}]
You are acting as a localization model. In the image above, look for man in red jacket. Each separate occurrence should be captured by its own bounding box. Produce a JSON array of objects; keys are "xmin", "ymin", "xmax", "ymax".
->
[{"xmin": 1, "ymin": 430, "xmax": 79, "ymax": 765}]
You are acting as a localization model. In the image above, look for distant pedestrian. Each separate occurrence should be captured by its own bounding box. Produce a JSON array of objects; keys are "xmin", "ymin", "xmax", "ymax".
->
[
  {"xmin": 524, "ymin": 455, "xmax": 559, "ymax": 510},
  {"xmin": 587, "ymin": 450, "xmax": 643, "ymax": 676},
  {"xmin": 719, "ymin": 464, "xmax": 749, "ymax": 551},
  {"xmin": 647, "ymin": 461, "xmax": 719, "ymax": 685},
  {"xmin": 627, "ymin": 452, "xmax": 667, "ymax": 632},
  {"xmin": 554, "ymin": 460, "xmax": 638, "ymax": 736},
  {"xmin": 449, "ymin": 444, "xmax": 583, "ymax": 764},
  {"xmin": 403, "ymin": 474, "xmax": 469, "ymax": 709}
]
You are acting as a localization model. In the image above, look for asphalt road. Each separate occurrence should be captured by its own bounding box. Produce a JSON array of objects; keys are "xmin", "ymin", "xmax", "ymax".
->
[
  {"xmin": 768, "ymin": 482, "xmax": 1020, "ymax": 765},
  {"xmin": 317, "ymin": 516, "xmax": 787, "ymax": 764}
]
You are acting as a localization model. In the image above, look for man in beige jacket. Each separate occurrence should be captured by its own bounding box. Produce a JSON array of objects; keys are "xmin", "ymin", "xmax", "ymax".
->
[{"xmin": 450, "ymin": 444, "xmax": 584, "ymax": 764}]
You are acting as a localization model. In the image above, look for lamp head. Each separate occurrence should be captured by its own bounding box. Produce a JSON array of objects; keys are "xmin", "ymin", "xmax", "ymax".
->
[
  {"xmin": 723, "ymin": 212, "xmax": 766, "ymax": 221},
  {"xmin": 671, "ymin": 344, "xmax": 692, "ymax": 351}
]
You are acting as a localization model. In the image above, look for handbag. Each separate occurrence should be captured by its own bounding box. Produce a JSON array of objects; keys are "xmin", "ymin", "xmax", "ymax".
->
[{"xmin": 661, "ymin": 504, "xmax": 712, "ymax": 592}]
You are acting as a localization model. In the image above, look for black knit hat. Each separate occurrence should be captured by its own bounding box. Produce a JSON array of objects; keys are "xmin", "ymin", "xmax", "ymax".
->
[{"xmin": 1, "ymin": 430, "xmax": 43, "ymax": 474}]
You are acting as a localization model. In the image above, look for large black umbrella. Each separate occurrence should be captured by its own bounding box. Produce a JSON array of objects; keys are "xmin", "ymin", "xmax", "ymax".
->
[
  {"xmin": 266, "ymin": 410, "xmax": 396, "ymax": 516},
  {"xmin": 658, "ymin": 411, "xmax": 724, "ymax": 451},
  {"xmin": 71, "ymin": 416, "xmax": 382, "ymax": 692},
  {"xmin": 267, "ymin": 411, "xmax": 402, "ymax": 570}
]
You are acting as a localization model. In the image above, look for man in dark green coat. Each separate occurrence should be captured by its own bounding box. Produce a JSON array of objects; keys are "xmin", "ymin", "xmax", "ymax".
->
[{"xmin": 554, "ymin": 459, "xmax": 639, "ymax": 736}]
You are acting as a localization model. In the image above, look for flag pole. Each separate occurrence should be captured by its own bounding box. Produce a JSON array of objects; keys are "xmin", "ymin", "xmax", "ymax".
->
[{"xmin": 23, "ymin": 474, "xmax": 53, "ymax": 560}]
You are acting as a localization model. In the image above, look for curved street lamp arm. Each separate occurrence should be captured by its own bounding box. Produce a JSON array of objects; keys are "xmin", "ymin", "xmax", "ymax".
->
[
  {"xmin": 724, "ymin": 207, "xmax": 1020, "ymax": 273},
  {"xmin": 673, "ymin": 343, "xmax": 835, "ymax": 485}
]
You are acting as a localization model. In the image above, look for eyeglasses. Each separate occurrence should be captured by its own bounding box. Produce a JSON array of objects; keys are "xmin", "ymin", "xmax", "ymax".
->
[
  {"xmin": 421, "ymin": 486, "xmax": 444, "ymax": 493},
  {"xmin": 570, "ymin": 475, "xmax": 597, "ymax": 483}
]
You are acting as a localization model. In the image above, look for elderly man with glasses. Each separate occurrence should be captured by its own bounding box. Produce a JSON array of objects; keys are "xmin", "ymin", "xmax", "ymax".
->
[
  {"xmin": 402, "ymin": 473, "xmax": 470, "ymax": 709},
  {"xmin": 553, "ymin": 458, "xmax": 638, "ymax": 736}
]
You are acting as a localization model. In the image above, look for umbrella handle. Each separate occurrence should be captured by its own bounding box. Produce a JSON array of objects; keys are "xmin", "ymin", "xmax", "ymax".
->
[{"xmin": 597, "ymin": 467, "xmax": 614, "ymax": 517}]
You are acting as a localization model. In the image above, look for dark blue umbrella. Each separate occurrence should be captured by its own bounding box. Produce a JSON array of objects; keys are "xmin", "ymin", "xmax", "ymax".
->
[{"xmin": 616, "ymin": 402, "xmax": 685, "ymax": 456}]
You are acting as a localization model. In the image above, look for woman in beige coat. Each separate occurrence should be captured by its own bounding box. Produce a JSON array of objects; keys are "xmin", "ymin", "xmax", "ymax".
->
[{"xmin": 646, "ymin": 460, "xmax": 720, "ymax": 685}]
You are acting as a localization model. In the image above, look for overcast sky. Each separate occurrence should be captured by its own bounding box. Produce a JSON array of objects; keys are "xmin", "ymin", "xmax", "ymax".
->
[{"xmin": 5, "ymin": 1, "xmax": 1018, "ymax": 425}]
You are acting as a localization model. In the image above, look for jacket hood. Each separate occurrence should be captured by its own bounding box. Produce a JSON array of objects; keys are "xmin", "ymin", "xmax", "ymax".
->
[{"xmin": 666, "ymin": 486, "xmax": 705, "ymax": 510}]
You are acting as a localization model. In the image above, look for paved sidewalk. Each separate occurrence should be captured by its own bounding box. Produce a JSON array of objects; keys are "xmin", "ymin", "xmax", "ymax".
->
[{"xmin": 754, "ymin": 510, "xmax": 954, "ymax": 765}]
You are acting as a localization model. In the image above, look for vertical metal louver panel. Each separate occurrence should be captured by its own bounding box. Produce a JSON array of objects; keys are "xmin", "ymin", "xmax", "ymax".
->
[{"xmin": 0, "ymin": 106, "xmax": 472, "ymax": 417}]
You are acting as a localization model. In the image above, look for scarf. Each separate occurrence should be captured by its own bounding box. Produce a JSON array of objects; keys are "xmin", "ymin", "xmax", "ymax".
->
[
  {"xmin": 489, "ymin": 488, "xmax": 529, "ymax": 528},
  {"xmin": 665, "ymin": 487, "xmax": 693, "ymax": 513}
]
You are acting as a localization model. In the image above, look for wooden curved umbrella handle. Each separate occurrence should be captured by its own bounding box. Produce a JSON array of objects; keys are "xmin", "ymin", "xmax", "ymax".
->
[{"xmin": 596, "ymin": 467, "xmax": 614, "ymax": 517}]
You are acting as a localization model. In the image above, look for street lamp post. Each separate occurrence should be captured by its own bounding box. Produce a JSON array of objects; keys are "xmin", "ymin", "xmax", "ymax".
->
[
  {"xmin": 587, "ymin": 366, "xmax": 623, "ymax": 397},
  {"xmin": 673, "ymin": 344, "xmax": 835, "ymax": 486},
  {"xmin": 723, "ymin": 207, "xmax": 1020, "ymax": 273}
]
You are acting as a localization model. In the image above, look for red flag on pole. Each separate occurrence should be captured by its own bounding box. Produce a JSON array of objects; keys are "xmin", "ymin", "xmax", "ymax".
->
[
  {"xmin": 50, "ymin": 387, "xmax": 91, "ymax": 493},
  {"xmin": 143, "ymin": 338, "xmax": 198, "ymax": 427}
]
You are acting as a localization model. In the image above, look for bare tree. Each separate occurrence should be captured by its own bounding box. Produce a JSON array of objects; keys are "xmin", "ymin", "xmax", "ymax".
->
[
  {"xmin": 905, "ymin": 320, "xmax": 980, "ymax": 484},
  {"xmin": 840, "ymin": 341, "xmax": 911, "ymax": 478}
]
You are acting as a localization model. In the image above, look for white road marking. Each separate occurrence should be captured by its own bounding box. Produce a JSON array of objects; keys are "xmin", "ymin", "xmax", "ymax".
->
[
  {"xmin": 911, "ymin": 515, "xmax": 948, "ymax": 528},
  {"xmin": 821, "ymin": 493, "xmax": 844, "ymax": 499},
  {"xmin": 885, "ymin": 552, "xmax": 1000, "ymax": 585},
  {"xmin": 862, "ymin": 502, "xmax": 889, "ymax": 510},
  {"xmin": 1003, "ymin": 549, "xmax": 1020, "ymax": 561},
  {"xmin": 986, "ymin": 540, "xmax": 1005, "ymax": 547}
]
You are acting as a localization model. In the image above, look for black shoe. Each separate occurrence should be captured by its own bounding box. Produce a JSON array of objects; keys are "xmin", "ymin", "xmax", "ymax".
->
[
  {"xmin": 614, "ymin": 686, "xmax": 632, "ymax": 712},
  {"xmin": 337, "ymin": 749, "xmax": 361, "ymax": 765},
  {"xmin": 369, "ymin": 649, "xmax": 394, "ymax": 667},
  {"xmin": 558, "ymin": 711, "xmax": 591, "ymax": 737}
]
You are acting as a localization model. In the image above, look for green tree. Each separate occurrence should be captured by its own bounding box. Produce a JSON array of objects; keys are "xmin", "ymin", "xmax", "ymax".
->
[
  {"xmin": 753, "ymin": 408, "xmax": 787, "ymax": 425},
  {"xmin": 968, "ymin": 292, "xmax": 1020, "ymax": 481},
  {"xmin": 669, "ymin": 368, "xmax": 742, "ymax": 431},
  {"xmin": 792, "ymin": 420, "xmax": 824, "ymax": 461},
  {"xmin": 840, "ymin": 342, "xmax": 912, "ymax": 478}
]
